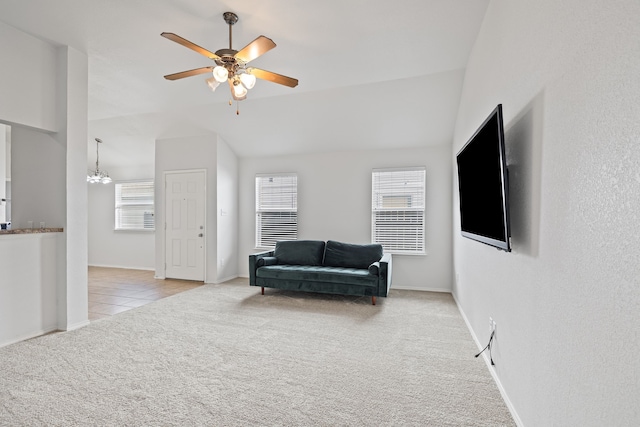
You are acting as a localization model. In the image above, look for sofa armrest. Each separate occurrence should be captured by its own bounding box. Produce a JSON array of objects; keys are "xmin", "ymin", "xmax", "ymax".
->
[
  {"xmin": 257, "ymin": 256, "xmax": 278, "ymax": 267},
  {"xmin": 377, "ymin": 253, "xmax": 392, "ymax": 296},
  {"xmin": 249, "ymin": 250, "xmax": 275, "ymax": 286},
  {"xmin": 368, "ymin": 262, "xmax": 380, "ymax": 275}
]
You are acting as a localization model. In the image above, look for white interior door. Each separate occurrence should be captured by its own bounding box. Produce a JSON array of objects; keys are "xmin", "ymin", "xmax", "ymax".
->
[{"xmin": 165, "ymin": 171, "xmax": 206, "ymax": 281}]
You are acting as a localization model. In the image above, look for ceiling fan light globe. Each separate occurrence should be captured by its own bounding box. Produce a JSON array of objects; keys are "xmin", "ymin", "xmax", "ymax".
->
[
  {"xmin": 240, "ymin": 73, "xmax": 256, "ymax": 89},
  {"xmin": 205, "ymin": 77, "xmax": 220, "ymax": 91},
  {"xmin": 233, "ymin": 82, "xmax": 248, "ymax": 98},
  {"xmin": 213, "ymin": 66, "xmax": 228, "ymax": 83}
]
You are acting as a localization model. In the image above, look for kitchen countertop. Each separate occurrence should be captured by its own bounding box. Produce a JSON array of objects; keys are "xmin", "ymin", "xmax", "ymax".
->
[{"xmin": 0, "ymin": 228, "xmax": 64, "ymax": 235}]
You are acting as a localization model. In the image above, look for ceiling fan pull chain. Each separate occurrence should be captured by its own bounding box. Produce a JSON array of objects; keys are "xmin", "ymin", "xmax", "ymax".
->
[{"xmin": 236, "ymin": 101, "xmax": 240, "ymax": 115}]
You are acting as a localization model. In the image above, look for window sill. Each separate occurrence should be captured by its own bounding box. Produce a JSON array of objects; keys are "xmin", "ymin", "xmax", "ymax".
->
[
  {"xmin": 114, "ymin": 228, "xmax": 156, "ymax": 233},
  {"xmin": 385, "ymin": 251, "xmax": 428, "ymax": 256}
]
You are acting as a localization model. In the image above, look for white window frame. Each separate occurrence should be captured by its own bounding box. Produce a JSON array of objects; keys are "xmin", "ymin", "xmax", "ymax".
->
[
  {"xmin": 255, "ymin": 173, "xmax": 298, "ymax": 249},
  {"xmin": 371, "ymin": 167, "xmax": 426, "ymax": 255},
  {"xmin": 115, "ymin": 180, "xmax": 155, "ymax": 231}
]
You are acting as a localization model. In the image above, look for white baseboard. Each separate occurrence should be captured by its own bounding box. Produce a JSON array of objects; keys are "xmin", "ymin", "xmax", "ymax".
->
[
  {"xmin": 391, "ymin": 285, "xmax": 451, "ymax": 293},
  {"xmin": 63, "ymin": 320, "xmax": 90, "ymax": 332},
  {"xmin": 211, "ymin": 274, "xmax": 240, "ymax": 284},
  {"xmin": 452, "ymin": 292, "xmax": 524, "ymax": 427},
  {"xmin": 0, "ymin": 325, "xmax": 59, "ymax": 349},
  {"xmin": 89, "ymin": 263, "xmax": 155, "ymax": 271}
]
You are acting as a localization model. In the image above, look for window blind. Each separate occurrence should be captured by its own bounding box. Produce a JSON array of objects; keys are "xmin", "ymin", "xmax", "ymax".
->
[
  {"xmin": 115, "ymin": 181, "xmax": 155, "ymax": 230},
  {"xmin": 256, "ymin": 174, "xmax": 297, "ymax": 248},
  {"xmin": 372, "ymin": 167, "xmax": 425, "ymax": 254}
]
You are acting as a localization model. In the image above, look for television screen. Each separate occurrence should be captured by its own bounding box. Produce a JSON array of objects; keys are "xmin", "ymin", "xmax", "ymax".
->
[{"xmin": 456, "ymin": 104, "xmax": 511, "ymax": 252}]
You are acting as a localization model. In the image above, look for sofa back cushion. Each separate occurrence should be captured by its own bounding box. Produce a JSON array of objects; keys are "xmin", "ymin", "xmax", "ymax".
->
[
  {"xmin": 274, "ymin": 240, "xmax": 326, "ymax": 266},
  {"xmin": 323, "ymin": 240, "xmax": 383, "ymax": 269}
]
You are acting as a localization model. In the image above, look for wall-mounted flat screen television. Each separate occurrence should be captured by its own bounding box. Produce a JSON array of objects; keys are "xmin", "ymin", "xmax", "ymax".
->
[{"xmin": 456, "ymin": 104, "xmax": 511, "ymax": 252}]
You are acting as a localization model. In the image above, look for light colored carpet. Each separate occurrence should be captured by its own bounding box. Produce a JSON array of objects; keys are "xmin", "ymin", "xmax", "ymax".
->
[{"xmin": 0, "ymin": 279, "xmax": 514, "ymax": 426}]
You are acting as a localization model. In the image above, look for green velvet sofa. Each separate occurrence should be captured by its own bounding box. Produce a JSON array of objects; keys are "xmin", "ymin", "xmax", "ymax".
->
[{"xmin": 249, "ymin": 240, "xmax": 392, "ymax": 305}]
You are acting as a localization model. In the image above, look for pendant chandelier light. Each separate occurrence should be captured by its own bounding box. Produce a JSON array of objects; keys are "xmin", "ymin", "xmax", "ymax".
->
[{"xmin": 87, "ymin": 138, "xmax": 112, "ymax": 184}]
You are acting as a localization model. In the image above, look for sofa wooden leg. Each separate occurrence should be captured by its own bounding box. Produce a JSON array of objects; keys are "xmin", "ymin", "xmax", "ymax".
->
[
  {"xmin": 372, "ymin": 296, "xmax": 376, "ymax": 305},
  {"xmin": 261, "ymin": 287, "xmax": 264, "ymax": 295}
]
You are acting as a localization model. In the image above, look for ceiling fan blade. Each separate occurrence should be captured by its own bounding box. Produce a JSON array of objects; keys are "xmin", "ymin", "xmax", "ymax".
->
[
  {"xmin": 164, "ymin": 67, "xmax": 213, "ymax": 81},
  {"xmin": 249, "ymin": 68, "xmax": 299, "ymax": 88},
  {"xmin": 235, "ymin": 36, "xmax": 276, "ymax": 63},
  {"xmin": 161, "ymin": 32, "xmax": 220, "ymax": 60}
]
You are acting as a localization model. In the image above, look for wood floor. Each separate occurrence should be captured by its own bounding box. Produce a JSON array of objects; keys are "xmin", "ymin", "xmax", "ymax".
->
[{"xmin": 88, "ymin": 266, "xmax": 203, "ymax": 321}]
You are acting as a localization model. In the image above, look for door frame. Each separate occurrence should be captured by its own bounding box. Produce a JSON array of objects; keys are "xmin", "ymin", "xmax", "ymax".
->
[{"xmin": 162, "ymin": 168, "xmax": 207, "ymax": 281}]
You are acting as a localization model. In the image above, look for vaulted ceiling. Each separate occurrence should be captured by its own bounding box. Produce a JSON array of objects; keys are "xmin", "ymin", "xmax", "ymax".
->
[{"xmin": 0, "ymin": 0, "xmax": 489, "ymax": 169}]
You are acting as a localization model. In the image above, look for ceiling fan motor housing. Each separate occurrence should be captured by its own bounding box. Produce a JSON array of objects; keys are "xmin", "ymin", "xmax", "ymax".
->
[
  {"xmin": 215, "ymin": 49, "xmax": 241, "ymax": 77},
  {"xmin": 223, "ymin": 12, "xmax": 238, "ymax": 26}
]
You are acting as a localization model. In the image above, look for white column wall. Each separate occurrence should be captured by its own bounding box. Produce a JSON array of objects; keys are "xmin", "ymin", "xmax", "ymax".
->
[
  {"xmin": 59, "ymin": 46, "xmax": 89, "ymax": 330},
  {"xmin": 216, "ymin": 136, "xmax": 239, "ymax": 283}
]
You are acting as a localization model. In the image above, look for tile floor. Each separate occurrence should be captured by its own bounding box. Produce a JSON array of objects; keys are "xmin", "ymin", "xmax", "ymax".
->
[{"xmin": 88, "ymin": 266, "xmax": 203, "ymax": 321}]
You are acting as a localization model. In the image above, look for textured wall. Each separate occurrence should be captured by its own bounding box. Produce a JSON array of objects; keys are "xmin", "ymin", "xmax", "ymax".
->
[{"xmin": 452, "ymin": 1, "xmax": 640, "ymax": 425}]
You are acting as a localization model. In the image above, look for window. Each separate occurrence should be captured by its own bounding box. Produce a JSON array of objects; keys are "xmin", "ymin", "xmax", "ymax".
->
[
  {"xmin": 372, "ymin": 167, "xmax": 426, "ymax": 254},
  {"xmin": 256, "ymin": 173, "xmax": 297, "ymax": 248},
  {"xmin": 115, "ymin": 181, "xmax": 155, "ymax": 231}
]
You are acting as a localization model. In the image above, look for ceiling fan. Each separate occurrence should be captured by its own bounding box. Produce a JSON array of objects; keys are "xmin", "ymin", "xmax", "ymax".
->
[{"xmin": 161, "ymin": 12, "xmax": 298, "ymax": 107}]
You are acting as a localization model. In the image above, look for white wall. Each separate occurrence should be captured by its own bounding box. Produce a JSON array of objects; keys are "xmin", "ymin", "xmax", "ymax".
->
[
  {"xmin": 0, "ymin": 124, "xmax": 6, "ymax": 223},
  {"xmin": 88, "ymin": 159, "xmax": 156, "ymax": 270},
  {"xmin": 88, "ymin": 182, "xmax": 155, "ymax": 270},
  {"xmin": 238, "ymin": 146, "xmax": 452, "ymax": 291},
  {"xmin": 0, "ymin": 21, "xmax": 57, "ymax": 132},
  {"xmin": 1, "ymin": 22, "xmax": 89, "ymax": 332},
  {"xmin": 452, "ymin": 1, "xmax": 640, "ymax": 425},
  {"xmin": 0, "ymin": 233, "xmax": 60, "ymax": 347},
  {"xmin": 216, "ymin": 136, "xmax": 239, "ymax": 283},
  {"xmin": 11, "ymin": 127, "xmax": 66, "ymax": 228},
  {"xmin": 155, "ymin": 134, "xmax": 239, "ymax": 283}
]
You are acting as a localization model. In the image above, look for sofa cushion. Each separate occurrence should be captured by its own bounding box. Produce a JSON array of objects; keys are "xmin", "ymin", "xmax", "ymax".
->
[
  {"xmin": 274, "ymin": 240, "xmax": 326, "ymax": 266},
  {"xmin": 323, "ymin": 240, "xmax": 383, "ymax": 269},
  {"xmin": 256, "ymin": 265, "xmax": 378, "ymax": 287}
]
